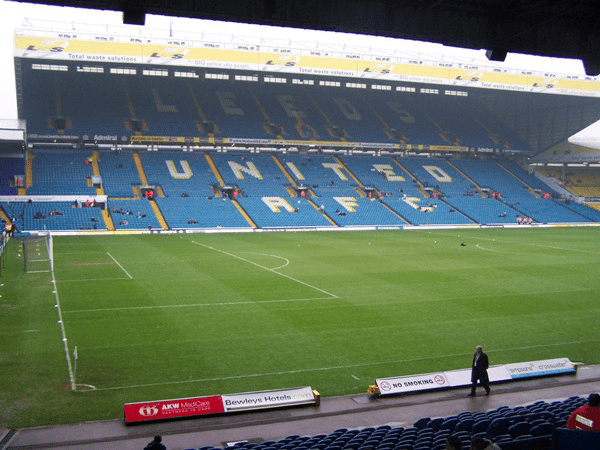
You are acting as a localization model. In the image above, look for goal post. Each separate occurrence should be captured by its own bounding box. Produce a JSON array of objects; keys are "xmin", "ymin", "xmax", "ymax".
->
[
  {"xmin": 22, "ymin": 231, "xmax": 53, "ymax": 273},
  {"xmin": 0, "ymin": 233, "xmax": 7, "ymax": 277}
]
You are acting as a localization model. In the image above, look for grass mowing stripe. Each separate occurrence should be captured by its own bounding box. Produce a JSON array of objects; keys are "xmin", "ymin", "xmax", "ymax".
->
[
  {"xmin": 191, "ymin": 240, "xmax": 338, "ymax": 298},
  {"xmin": 2, "ymin": 228, "xmax": 600, "ymax": 429},
  {"xmin": 81, "ymin": 338, "xmax": 597, "ymax": 393}
]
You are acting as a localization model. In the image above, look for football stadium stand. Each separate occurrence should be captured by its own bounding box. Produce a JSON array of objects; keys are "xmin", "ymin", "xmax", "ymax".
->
[
  {"xmin": 19, "ymin": 63, "xmax": 536, "ymax": 148},
  {"xmin": 5, "ymin": 52, "xmax": 600, "ymax": 234},
  {"xmin": 183, "ymin": 395, "xmax": 586, "ymax": 450},
  {"xmin": 26, "ymin": 149, "xmax": 96, "ymax": 196},
  {"xmin": 4, "ymin": 150, "xmax": 600, "ymax": 231}
]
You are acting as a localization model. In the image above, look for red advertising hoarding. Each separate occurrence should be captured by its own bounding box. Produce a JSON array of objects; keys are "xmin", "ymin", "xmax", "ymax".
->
[{"xmin": 124, "ymin": 395, "xmax": 224, "ymax": 423}]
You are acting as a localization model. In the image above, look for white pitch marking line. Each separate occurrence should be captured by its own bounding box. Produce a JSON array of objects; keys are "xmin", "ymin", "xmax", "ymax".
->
[
  {"xmin": 238, "ymin": 252, "xmax": 290, "ymax": 270},
  {"xmin": 80, "ymin": 338, "xmax": 597, "ymax": 393},
  {"xmin": 106, "ymin": 252, "xmax": 133, "ymax": 279},
  {"xmin": 192, "ymin": 241, "xmax": 338, "ymax": 298},
  {"xmin": 433, "ymin": 231, "xmax": 599, "ymax": 255},
  {"xmin": 50, "ymin": 269, "xmax": 76, "ymax": 391},
  {"xmin": 475, "ymin": 243, "xmax": 518, "ymax": 254},
  {"xmin": 57, "ymin": 277, "xmax": 131, "ymax": 283},
  {"xmin": 351, "ymin": 374, "xmax": 360, "ymax": 381},
  {"xmin": 64, "ymin": 297, "xmax": 335, "ymax": 314}
]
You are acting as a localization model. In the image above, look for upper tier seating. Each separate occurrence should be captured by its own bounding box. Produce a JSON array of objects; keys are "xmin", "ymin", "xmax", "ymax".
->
[
  {"xmin": 0, "ymin": 157, "xmax": 24, "ymax": 195},
  {"xmin": 19, "ymin": 65, "xmax": 529, "ymax": 150}
]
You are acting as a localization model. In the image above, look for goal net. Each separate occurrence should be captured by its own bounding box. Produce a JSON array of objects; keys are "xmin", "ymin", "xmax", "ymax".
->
[{"xmin": 22, "ymin": 232, "xmax": 53, "ymax": 273}]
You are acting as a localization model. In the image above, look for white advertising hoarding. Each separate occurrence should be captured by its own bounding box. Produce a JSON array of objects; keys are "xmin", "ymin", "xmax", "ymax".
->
[{"xmin": 222, "ymin": 386, "xmax": 315, "ymax": 412}]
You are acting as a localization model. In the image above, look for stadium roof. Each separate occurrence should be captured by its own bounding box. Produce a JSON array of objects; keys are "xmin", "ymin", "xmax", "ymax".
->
[{"xmin": 10, "ymin": 0, "xmax": 600, "ymax": 76}]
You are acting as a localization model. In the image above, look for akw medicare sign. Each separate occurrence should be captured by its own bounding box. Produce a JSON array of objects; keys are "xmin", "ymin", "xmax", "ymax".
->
[
  {"xmin": 123, "ymin": 386, "xmax": 317, "ymax": 423},
  {"xmin": 124, "ymin": 395, "xmax": 224, "ymax": 423}
]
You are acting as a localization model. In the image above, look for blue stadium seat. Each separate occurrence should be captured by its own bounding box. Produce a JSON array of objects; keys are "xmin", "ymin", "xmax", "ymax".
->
[
  {"xmin": 508, "ymin": 421, "xmax": 531, "ymax": 439},
  {"xmin": 413, "ymin": 417, "xmax": 431, "ymax": 429},
  {"xmin": 488, "ymin": 417, "xmax": 512, "ymax": 438}
]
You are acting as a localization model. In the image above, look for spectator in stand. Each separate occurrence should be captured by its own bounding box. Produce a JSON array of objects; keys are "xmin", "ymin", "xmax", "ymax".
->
[
  {"xmin": 144, "ymin": 435, "xmax": 166, "ymax": 450},
  {"xmin": 445, "ymin": 435, "xmax": 462, "ymax": 450},
  {"xmin": 566, "ymin": 393, "xmax": 600, "ymax": 430},
  {"xmin": 470, "ymin": 437, "xmax": 501, "ymax": 449}
]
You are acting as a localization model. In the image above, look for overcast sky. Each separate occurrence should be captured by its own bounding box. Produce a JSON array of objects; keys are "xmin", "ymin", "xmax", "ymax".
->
[{"xmin": 0, "ymin": 0, "xmax": 588, "ymax": 122}]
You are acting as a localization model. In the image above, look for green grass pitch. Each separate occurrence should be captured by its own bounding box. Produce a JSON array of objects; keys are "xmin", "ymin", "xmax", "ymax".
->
[{"xmin": 1, "ymin": 227, "xmax": 599, "ymax": 428}]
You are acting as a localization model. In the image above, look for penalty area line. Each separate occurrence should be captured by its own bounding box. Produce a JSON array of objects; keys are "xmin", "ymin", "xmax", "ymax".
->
[
  {"xmin": 57, "ymin": 277, "xmax": 132, "ymax": 283},
  {"xmin": 106, "ymin": 252, "xmax": 133, "ymax": 279},
  {"xmin": 63, "ymin": 296, "xmax": 336, "ymax": 314},
  {"xmin": 191, "ymin": 241, "xmax": 337, "ymax": 299}
]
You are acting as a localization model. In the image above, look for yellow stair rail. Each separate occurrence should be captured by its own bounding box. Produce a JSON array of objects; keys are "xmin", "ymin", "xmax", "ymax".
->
[
  {"xmin": 334, "ymin": 156, "xmax": 364, "ymax": 187},
  {"xmin": 26, "ymin": 153, "xmax": 34, "ymax": 188},
  {"xmin": 0, "ymin": 209, "xmax": 11, "ymax": 225},
  {"xmin": 306, "ymin": 198, "xmax": 338, "ymax": 226},
  {"xmin": 92, "ymin": 150, "xmax": 105, "ymax": 195},
  {"xmin": 149, "ymin": 201, "xmax": 169, "ymax": 230},
  {"xmin": 272, "ymin": 154, "xmax": 297, "ymax": 186},
  {"xmin": 101, "ymin": 209, "xmax": 115, "ymax": 231},
  {"xmin": 133, "ymin": 152, "xmax": 149, "ymax": 186},
  {"xmin": 204, "ymin": 153, "xmax": 225, "ymax": 186},
  {"xmin": 231, "ymin": 199, "xmax": 257, "ymax": 228}
]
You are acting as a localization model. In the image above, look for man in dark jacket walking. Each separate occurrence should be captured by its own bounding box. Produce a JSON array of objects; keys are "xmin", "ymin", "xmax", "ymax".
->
[{"xmin": 469, "ymin": 345, "xmax": 490, "ymax": 396}]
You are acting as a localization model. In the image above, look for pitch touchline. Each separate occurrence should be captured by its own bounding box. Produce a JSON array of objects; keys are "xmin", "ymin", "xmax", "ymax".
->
[
  {"xmin": 191, "ymin": 241, "xmax": 338, "ymax": 298},
  {"xmin": 63, "ymin": 297, "xmax": 335, "ymax": 314},
  {"xmin": 50, "ymin": 269, "xmax": 77, "ymax": 391},
  {"xmin": 80, "ymin": 339, "xmax": 596, "ymax": 393}
]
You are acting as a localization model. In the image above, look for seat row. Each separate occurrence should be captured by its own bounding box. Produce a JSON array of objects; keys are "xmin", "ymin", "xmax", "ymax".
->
[{"xmin": 182, "ymin": 396, "xmax": 586, "ymax": 450}]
